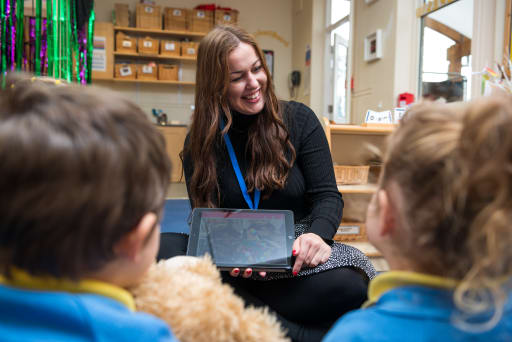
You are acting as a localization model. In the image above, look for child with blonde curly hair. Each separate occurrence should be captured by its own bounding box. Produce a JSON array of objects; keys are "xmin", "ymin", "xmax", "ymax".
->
[{"xmin": 324, "ymin": 96, "xmax": 512, "ymax": 341}]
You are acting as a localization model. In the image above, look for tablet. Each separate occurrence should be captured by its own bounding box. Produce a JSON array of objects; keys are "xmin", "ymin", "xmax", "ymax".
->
[{"xmin": 186, "ymin": 208, "xmax": 295, "ymax": 272}]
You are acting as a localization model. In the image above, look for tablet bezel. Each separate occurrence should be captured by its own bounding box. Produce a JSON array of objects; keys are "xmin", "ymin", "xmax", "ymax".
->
[{"xmin": 186, "ymin": 208, "xmax": 295, "ymax": 272}]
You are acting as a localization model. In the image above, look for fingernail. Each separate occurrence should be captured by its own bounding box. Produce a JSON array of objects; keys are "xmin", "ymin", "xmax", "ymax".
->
[
  {"xmin": 293, "ymin": 271, "xmax": 298, "ymax": 276},
  {"xmin": 233, "ymin": 268, "xmax": 240, "ymax": 275},
  {"xmin": 292, "ymin": 249, "xmax": 297, "ymax": 256},
  {"xmin": 247, "ymin": 269, "xmax": 252, "ymax": 275}
]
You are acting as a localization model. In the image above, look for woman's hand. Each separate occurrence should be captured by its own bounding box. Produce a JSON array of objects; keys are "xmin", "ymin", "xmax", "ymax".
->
[
  {"xmin": 229, "ymin": 268, "xmax": 266, "ymax": 278},
  {"xmin": 292, "ymin": 233, "xmax": 331, "ymax": 275}
]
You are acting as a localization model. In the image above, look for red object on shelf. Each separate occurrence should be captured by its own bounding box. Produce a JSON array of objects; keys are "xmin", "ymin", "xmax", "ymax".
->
[
  {"xmin": 195, "ymin": 4, "xmax": 216, "ymax": 11},
  {"xmin": 398, "ymin": 92, "xmax": 414, "ymax": 107}
]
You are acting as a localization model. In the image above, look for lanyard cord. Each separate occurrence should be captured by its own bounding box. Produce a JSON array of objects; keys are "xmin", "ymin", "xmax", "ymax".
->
[{"xmin": 219, "ymin": 117, "xmax": 260, "ymax": 210}]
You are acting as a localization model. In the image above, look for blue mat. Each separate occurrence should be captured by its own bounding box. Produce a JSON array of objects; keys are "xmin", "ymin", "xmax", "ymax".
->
[{"xmin": 161, "ymin": 199, "xmax": 191, "ymax": 234}]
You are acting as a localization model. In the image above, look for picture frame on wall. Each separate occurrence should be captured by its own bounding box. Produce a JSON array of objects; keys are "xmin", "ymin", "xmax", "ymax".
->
[
  {"xmin": 364, "ymin": 29, "xmax": 382, "ymax": 62},
  {"xmin": 263, "ymin": 49, "xmax": 274, "ymax": 78}
]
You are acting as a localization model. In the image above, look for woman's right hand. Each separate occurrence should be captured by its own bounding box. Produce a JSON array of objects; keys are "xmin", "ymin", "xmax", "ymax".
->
[{"xmin": 229, "ymin": 268, "xmax": 266, "ymax": 278}]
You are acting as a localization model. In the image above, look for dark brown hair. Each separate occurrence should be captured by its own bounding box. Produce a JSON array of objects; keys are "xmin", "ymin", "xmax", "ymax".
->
[
  {"xmin": 380, "ymin": 96, "xmax": 512, "ymax": 328},
  {"xmin": 0, "ymin": 73, "xmax": 171, "ymax": 279},
  {"xmin": 184, "ymin": 25, "xmax": 295, "ymax": 208}
]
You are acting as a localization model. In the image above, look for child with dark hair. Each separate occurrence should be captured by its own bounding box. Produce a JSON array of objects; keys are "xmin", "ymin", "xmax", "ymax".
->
[
  {"xmin": 0, "ymin": 74, "xmax": 178, "ymax": 341},
  {"xmin": 323, "ymin": 96, "xmax": 512, "ymax": 341}
]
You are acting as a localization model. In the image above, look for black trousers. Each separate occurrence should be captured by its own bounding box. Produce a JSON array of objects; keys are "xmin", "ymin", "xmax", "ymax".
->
[{"xmin": 221, "ymin": 267, "xmax": 368, "ymax": 342}]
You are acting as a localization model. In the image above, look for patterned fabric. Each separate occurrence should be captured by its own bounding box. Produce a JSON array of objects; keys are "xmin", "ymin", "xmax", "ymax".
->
[{"xmin": 259, "ymin": 217, "xmax": 377, "ymax": 281}]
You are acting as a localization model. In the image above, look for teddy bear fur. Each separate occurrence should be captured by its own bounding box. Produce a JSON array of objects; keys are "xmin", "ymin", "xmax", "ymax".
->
[{"xmin": 129, "ymin": 255, "xmax": 290, "ymax": 342}]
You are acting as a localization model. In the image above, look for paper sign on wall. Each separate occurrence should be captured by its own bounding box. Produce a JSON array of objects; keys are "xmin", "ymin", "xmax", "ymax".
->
[{"xmin": 365, "ymin": 110, "xmax": 393, "ymax": 124}]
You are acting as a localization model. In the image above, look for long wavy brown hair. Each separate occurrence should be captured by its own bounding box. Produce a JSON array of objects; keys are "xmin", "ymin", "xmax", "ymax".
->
[
  {"xmin": 184, "ymin": 25, "xmax": 295, "ymax": 208},
  {"xmin": 380, "ymin": 96, "xmax": 512, "ymax": 330}
]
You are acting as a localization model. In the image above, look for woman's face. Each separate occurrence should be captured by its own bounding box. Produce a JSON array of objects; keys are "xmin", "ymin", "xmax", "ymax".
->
[{"xmin": 226, "ymin": 42, "xmax": 267, "ymax": 115}]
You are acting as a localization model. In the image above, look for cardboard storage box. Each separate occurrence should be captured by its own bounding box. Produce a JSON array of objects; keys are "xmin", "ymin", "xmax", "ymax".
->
[
  {"xmin": 214, "ymin": 9, "xmax": 238, "ymax": 25},
  {"xmin": 138, "ymin": 36, "xmax": 159, "ymax": 55},
  {"xmin": 136, "ymin": 4, "xmax": 161, "ymax": 29},
  {"xmin": 114, "ymin": 3, "xmax": 130, "ymax": 27},
  {"xmin": 137, "ymin": 62, "xmax": 158, "ymax": 80},
  {"xmin": 114, "ymin": 63, "xmax": 136, "ymax": 79},
  {"xmin": 188, "ymin": 9, "xmax": 213, "ymax": 33},
  {"xmin": 334, "ymin": 222, "xmax": 367, "ymax": 242},
  {"xmin": 115, "ymin": 31, "xmax": 137, "ymax": 53},
  {"xmin": 181, "ymin": 41, "xmax": 198, "ymax": 58},
  {"xmin": 158, "ymin": 64, "xmax": 179, "ymax": 81},
  {"xmin": 164, "ymin": 7, "xmax": 187, "ymax": 31},
  {"xmin": 160, "ymin": 40, "xmax": 181, "ymax": 57}
]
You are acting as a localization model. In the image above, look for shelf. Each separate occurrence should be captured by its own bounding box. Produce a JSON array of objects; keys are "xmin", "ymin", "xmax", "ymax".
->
[
  {"xmin": 114, "ymin": 26, "xmax": 206, "ymax": 38},
  {"xmin": 114, "ymin": 52, "xmax": 197, "ymax": 61},
  {"xmin": 330, "ymin": 124, "xmax": 395, "ymax": 135},
  {"xmin": 345, "ymin": 242, "xmax": 383, "ymax": 258},
  {"xmin": 338, "ymin": 184, "xmax": 378, "ymax": 194},
  {"xmin": 96, "ymin": 78, "xmax": 195, "ymax": 86}
]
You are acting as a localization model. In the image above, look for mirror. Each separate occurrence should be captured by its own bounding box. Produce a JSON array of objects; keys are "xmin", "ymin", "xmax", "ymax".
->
[{"xmin": 419, "ymin": 0, "xmax": 474, "ymax": 102}]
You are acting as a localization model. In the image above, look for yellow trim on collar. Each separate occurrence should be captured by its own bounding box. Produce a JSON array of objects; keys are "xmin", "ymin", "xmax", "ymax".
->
[
  {"xmin": 0, "ymin": 268, "xmax": 135, "ymax": 311},
  {"xmin": 363, "ymin": 271, "xmax": 458, "ymax": 308}
]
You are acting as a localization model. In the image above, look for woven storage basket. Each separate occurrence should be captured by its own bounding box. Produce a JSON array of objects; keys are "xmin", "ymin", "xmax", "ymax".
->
[{"xmin": 334, "ymin": 165, "xmax": 370, "ymax": 185}]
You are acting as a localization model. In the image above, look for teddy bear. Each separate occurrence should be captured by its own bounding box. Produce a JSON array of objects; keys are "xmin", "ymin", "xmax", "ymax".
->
[{"xmin": 129, "ymin": 255, "xmax": 290, "ymax": 342}]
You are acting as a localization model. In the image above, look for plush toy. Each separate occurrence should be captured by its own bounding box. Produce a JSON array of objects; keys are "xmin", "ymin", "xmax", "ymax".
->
[{"xmin": 130, "ymin": 255, "xmax": 290, "ymax": 342}]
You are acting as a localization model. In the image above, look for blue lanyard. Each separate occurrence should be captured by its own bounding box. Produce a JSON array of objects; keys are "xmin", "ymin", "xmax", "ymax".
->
[{"xmin": 219, "ymin": 118, "xmax": 260, "ymax": 210}]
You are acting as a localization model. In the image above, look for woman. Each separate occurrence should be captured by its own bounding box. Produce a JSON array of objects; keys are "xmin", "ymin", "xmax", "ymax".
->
[{"xmin": 182, "ymin": 25, "xmax": 375, "ymax": 342}]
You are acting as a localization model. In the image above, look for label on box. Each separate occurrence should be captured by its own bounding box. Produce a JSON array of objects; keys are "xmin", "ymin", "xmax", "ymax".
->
[
  {"xmin": 143, "ymin": 41, "xmax": 153, "ymax": 48},
  {"xmin": 165, "ymin": 43, "xmax": 176, "ymax": 51},
  {"xmin": 122, "ymin": 40, "xmax": 132, "ymax": 48},
  {"xmin": 144, "ymin": 6, "xmax": 154, "ymax": 14},
  {"xmin": 187, "ymin": 47, "xmax": 196, "ymax": 55},
  {"xmin": 223, "ymin": 14, "xmax": 232, "ymax": 21},
  {"xmin": 173, "ymin": 9, "xmax": 182, "ymax": 16},
  {"xmin": 196, "ymin": 10, "xmax": 205, "ymax": 18},
  {"xmin": 120, "ymin": 66, "xmax": 132, "ymax": 76},
  {"xmin": 142, "ymin": 65, "xmax": 153, "ymax": 74},
  {"xmin": 337, "ymin": 225, "xmax": 361, "ymax": 235}
]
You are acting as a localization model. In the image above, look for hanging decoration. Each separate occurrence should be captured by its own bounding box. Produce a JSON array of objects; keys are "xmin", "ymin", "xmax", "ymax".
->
[{"xmin": 0, "ymin": 0, "xmax": 95, "ymax": 84}]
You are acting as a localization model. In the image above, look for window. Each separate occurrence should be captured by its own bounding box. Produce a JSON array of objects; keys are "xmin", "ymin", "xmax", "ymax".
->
[
  {"xmin": 419, "ymin": 0, "xmax": 473, "ymax": 102},
  {"xmin": 325, "ymin": 0, "xmax": 352, "ymax": 123}
]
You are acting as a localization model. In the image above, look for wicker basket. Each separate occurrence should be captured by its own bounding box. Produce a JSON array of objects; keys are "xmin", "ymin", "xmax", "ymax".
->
[{"xmin": 334, "ymin": 165, "xmax": 369, "ymax": 185}]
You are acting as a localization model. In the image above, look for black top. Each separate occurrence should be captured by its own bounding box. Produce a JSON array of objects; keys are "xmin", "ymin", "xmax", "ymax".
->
[{"xmin": 183, "ymin": 101, "xmax": 343, "ymax": 241}]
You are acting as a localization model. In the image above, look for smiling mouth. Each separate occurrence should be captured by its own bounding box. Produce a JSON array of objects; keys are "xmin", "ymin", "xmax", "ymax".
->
[{"xmin": 242, "ymin": 89, "xmax": 261, "ymax": 102}]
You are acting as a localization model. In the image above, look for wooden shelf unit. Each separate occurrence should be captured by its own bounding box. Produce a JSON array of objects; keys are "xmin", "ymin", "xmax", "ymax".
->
[
  {"xmin": 325, "ymin": 121, "xmax": 393, "ymax": 270},
  {"xmin": 110, "ymin": 78, "xmax": 195, "ymax": 86},
  {"xmin": 113, "ymin": 25, "xmax": 201, "ymax": 83},
  {"xmin": 338, "ymin": 184, "xmax": 378, "ymax": 194},
  {"xmin": 114, "ymin": 26, "xmax": 206, "ymax": 38},
  {"xmin": 114, "ymin": 51, "xmax": 197, "ymax": 62}
]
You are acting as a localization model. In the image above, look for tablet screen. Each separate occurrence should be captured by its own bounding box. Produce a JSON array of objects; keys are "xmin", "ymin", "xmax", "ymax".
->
[{"xmin": 187, "ymin": 209, "xmax": 295, "ymax": 271}]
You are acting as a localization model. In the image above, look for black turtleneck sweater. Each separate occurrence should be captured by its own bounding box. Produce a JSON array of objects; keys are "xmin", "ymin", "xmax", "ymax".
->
[{"xmin": 183, "ymin": 101, "xmax": 343, "ymax": 241}]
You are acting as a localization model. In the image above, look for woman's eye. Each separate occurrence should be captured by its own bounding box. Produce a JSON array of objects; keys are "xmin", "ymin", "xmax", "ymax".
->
[
  {"xmin": 253, "ymin": 65, "xmax": 263, "ymax": 72},
  {"xmin": 230, "ymin": 77, "xmax": 242, "ymax": 82}
]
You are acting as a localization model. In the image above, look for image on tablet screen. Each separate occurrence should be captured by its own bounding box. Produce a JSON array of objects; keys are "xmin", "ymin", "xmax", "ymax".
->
[{"xmin": 197, "ymin": 211, "xmax": 288, "ymax": 267}]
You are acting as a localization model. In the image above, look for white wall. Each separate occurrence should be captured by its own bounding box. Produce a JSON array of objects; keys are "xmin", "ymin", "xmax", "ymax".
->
[
  {"xmin": 94, "ymin": 0, "xmax": 293, "ymax": 123},
  {"xmin": 351, "ymin": 0, "xmax": 398, "ymax": 124},
  {"xmin": 290, "ymin": 0, "xmax": 326, "ymax": 118}
]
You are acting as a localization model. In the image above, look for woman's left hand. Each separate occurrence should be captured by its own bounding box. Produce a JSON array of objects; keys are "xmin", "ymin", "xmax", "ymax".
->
[{"xmin": 291, "ymin": 233, "xmax": 331, "ymax": 275}]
